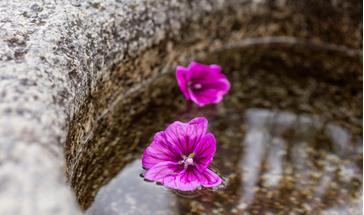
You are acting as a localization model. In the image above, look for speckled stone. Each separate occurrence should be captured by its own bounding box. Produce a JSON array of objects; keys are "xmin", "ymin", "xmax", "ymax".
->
[
  {"xmin": 0, "ymin": 0, "xmax": 266, "ymax": 214},
  {"xmin": 0, "ymin": 0, "xmax": 361, "ymax": 215}
]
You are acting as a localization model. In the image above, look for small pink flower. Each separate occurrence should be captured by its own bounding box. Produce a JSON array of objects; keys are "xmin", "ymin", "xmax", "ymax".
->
[
  {"xmin": 176, "ymin": 61, "xmax": 230, "ymax": 107},
  {"xmin": 142, "ymin": 117, "xmax": 222, "ymax": 191}
]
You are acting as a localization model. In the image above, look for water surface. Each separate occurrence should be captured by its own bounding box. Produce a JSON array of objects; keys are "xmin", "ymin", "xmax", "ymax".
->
[
  {"xmin": 81, "ymin": 44, "xmax": 362, "ymax": 215},
  {"xmin": 86, "ymin": 107, "xmax": 362, "ymax": 215}
]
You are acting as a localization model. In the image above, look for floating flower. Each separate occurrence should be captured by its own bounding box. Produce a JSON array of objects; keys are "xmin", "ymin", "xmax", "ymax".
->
[
  {"xmin": 142, "ymin": 117, "xmax": 222, "ymax": 191},
  {"xmin": 176, "ymin": 61, "xmax": 230, "ymax": 107}
]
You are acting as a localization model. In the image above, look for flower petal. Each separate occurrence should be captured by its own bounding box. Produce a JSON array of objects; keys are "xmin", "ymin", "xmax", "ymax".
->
[
  {"xmin": 163, "ymin": 169, "xmax": 201, "ymax": 191},
  {"xmin": 176, "ymin": 66, "xmax": 190, "ymax": 100},
  {"xmin": 187, "ymin": 117, "xmax": 208, "ymax": 151},
  {"xmin": 186, "ymin": 62, "xmax": 230, "ymax": 106},
  {"xmin": 188, "ymin": 62, "xmax": 227, "ymax": 83},
  {"xmin": 206, "ymin": 64, "xmax": 227, "ymax": 80},
  {"xmin": 142, "ymin": 131, "xmax": 182, "ymax": 169},
  {"xmin": 189, "ymin": 75, "xmax": 230, "ymax": 106},
  {"xmin": 200, "ymin": 78, "xmax": 231, "ymax": 93},
  {"xmin": 144, "ymin": 161, "xmax": 181, "ymax": 182},
  {"xmin": 163, "ymin": 168, "xmax": 222, "ymax": 191},
  {"xmin": 197, "ymin": 168, "xmax": 222, "ymax": 187},
  {"xmin": 187, "ymin": 61, "xmax": 212, "ymax": 80},
  {"xmin": 164, "ymin": 117, "xmax": 208, "ymax": 155},
  {"xmin": 189, "ymin": 90, "xmax": 215, "ymax": 107},
  {"xmin": 194, "ymin": 133, "xmax": 216, "ymax": 171}
]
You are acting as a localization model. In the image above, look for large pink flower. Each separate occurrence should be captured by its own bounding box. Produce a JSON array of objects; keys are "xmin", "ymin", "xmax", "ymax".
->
[
  {"xmin": 176, "ymin": 61, "xmax": 230, "ymax": 106},
  {"xmin": 142, "ymin": 117, "xmax": 222, "ymax": 191}
]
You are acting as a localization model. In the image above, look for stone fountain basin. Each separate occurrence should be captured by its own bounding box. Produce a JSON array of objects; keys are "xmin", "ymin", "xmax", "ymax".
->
[{"xmin": 0, "ymin": 0, "xmax": 361, "ymax": 215}]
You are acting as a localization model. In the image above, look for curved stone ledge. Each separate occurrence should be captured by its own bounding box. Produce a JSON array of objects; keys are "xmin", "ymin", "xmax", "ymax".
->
[{"xmin": 0, "ymin": 0, "xmax": 361, "ymax": 214}]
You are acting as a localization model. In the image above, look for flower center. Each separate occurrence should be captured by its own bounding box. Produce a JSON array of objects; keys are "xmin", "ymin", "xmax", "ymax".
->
[
  {"xmin": 192, "ymin": 83, "xmax": 202, "ymax": 90},
  {"xmin": 179, "ymin": 153, "xmax": 195, "ymax": 169},
  {"xmin": 188, "ymin": 81, "xmax": 202, "ymax": 91}
]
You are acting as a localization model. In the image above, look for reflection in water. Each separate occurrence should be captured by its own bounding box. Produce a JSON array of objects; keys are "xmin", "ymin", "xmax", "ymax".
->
[
  {"xmin": 240, "ymin": 128, "xmax": 268, "ymax": 206},
  {"xmin": 87, "ymin": 108, "xmax": 362, "ymax": 215},
  {"xmin": 262, "ymin": 136, "xmax": 285, "ymax": 187},
  {"xmin": 87, "ymin": 160, "xmax": 177, "ymax": 215}
]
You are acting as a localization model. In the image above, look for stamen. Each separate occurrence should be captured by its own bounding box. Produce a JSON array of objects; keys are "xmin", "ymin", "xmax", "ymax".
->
[
  {"xmin": 185, "ymin": 157, "xmax": 194, "ymax": 165},
  {"xmin": 193, "ymin": 83, "xmax": 202, "ymax": 90},
  {"xmin": 180, "ymin": 153, "xmax": 195, "ymax": 169}
]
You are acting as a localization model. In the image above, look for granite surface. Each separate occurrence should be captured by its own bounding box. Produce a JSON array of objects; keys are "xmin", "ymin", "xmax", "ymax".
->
[
  {"xmin": 0, "ymin": 1, "xmax": 253, "ymax": 214},
  {"xmin": 0, "ymin": 0, "xmax": 361, "ymax": 214}
]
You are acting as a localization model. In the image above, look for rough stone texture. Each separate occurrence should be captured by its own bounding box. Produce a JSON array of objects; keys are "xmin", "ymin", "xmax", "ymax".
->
[
  {"xmin": 0, "ymin": 0, "xmax": 361, "ymax": 215},
  {"xmin": 0, "ymin": 1, "xmax": 256, "ymax": 214}
]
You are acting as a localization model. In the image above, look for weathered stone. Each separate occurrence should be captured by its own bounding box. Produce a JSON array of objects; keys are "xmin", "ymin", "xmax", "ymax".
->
[{"xmin": 0, "ymin": 0, "xmax": 361, "ymax": 215}]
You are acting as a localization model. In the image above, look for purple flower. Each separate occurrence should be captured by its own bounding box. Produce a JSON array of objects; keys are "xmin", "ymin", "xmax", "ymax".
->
[
  {"xmin": 142, "ymin": 117, "xmax": 222, "ymax": 191},
  {"xmin": 176, "ymin": 61, "xmax": 230, "ymax": 107}
]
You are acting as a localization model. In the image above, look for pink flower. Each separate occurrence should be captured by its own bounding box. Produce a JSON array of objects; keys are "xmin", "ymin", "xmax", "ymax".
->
[
  {"xmin": 176, "ymin": 61, "xmax": 230, "ymax": 107},
  {"xmin": 142, "ymin": 117, "xmax": 222, "ymax": 191}
]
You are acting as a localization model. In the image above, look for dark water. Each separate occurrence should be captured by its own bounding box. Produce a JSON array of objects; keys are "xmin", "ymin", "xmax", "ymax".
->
[
  {"xmin": 86, "ymin": 108, "xmax": 362, "ymax": 215},
  {"xmin": 82, "ymin": 43, "xmax": 362, "ymax": 215}
]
